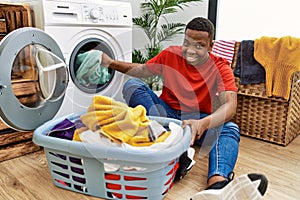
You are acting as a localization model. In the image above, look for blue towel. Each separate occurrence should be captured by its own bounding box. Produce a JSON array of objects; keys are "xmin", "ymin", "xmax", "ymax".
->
[
  {"xmin": 234, "ymin": 40, "xmax": 265, "ymax": 84},
  {"xmin": 75, "ymin": 50, "xmax": 111, "ymax": 85}
]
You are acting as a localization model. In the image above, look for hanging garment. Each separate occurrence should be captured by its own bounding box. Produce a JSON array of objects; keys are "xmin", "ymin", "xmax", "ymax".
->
[
  {"xmin": 254, "ymin": 36, "xmax": 300, "ymax": 100},
  {"xmin": 234, "ymin": 40, "xmax": 266, "ymax": 84},
  {"xmin": 211, "ymin": 40, "xmax": 236, "ymax": 65}
]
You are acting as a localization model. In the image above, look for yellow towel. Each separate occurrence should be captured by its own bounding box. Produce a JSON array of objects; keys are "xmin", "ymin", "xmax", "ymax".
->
[
  {"xmin": 78, "ymin": 95, "xmax": 169, "ymax": 146},
  {"xmin": 254, "ymin": 36, "xmax": 300, "ymax": 100},
  {"xmin": 72, "ymin": 127, "xmax": 88, "ymax": 142}
]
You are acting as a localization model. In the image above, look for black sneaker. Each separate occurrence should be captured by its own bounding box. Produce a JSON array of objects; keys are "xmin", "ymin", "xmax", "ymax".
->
[
  {"xmin": 190, "ymin": 173, "xmax": 268, "ymax": 200},
  {"xmin": 205, "ymin": 172, "xmax": 235, "ymax": 190},
  {"xmin": 175, "ymin": 148, "xmax": 195, "ymax": 180},
  {"xmin": 205, "ymin": 179, "xmax": 230, "ymax": 190}
]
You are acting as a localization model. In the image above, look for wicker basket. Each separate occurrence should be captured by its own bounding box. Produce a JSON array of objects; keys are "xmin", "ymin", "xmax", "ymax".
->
[{"xmin": 231, "ymin": 42, "xmax": 300, "ymax": 146}]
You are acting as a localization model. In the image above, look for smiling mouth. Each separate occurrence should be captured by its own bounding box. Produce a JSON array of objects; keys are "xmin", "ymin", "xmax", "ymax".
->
[{"xmin": 186, "ymin": 55, "xmax": 199, "ymax": 63}]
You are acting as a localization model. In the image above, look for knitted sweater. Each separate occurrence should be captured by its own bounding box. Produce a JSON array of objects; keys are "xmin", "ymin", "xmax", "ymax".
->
[{"xmin": 254, "ymin": 36, "xmax": 300, "ymax": 100}]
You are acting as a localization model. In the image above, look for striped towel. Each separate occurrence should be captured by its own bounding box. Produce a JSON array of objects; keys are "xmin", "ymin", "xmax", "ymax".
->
[{"xmin": 211, "ymin": 40, "xmax": 236, "ymax": 64}]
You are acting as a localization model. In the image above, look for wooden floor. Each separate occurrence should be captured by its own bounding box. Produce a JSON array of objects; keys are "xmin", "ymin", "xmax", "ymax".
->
[{"xmin": 0, "ymin": 135, "xmax": 299, "ymax": 200}]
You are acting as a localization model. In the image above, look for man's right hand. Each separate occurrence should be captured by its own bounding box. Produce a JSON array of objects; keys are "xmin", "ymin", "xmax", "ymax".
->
[{"xmin": 101, "ymin": 53, "xmax": 113, "ymax": 67}]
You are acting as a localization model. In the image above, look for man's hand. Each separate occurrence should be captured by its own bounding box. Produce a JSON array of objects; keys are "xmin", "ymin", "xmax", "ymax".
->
[
  {"xmin": 182, "ymin": 119, "xmax": 208, "ymax": 145},
  {"xmin": 101, "ymin": 53, "xmax": 113, "ymax": 67}
]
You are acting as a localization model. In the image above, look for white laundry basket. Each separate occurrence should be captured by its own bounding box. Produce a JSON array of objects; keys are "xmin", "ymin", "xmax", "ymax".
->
[{"xmin": 33, "ymin": 113, "xmax": 191, "ymax": 200}]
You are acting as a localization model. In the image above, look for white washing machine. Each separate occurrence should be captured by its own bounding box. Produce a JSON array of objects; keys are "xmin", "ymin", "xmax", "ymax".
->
[{"xmin": 0, "ymin": 0, "xmax": 132, "ymax": 131}]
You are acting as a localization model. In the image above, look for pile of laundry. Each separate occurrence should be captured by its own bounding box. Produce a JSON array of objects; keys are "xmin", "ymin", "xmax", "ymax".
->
[{"xmin": 47, "ymin": 95, "xmax": 184, "ymax": 150}]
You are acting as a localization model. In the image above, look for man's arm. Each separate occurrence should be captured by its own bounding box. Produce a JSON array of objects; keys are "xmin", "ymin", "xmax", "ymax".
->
[
  {"xmin": 205, "ymin": 90, "xmax": 237, "ymax": 128},
  {"xmin": 182, "ymin": 91, "xmax": 237, "ymax": 145},
  {"xmin": 101, "ymin": 53, "xmax": 154, "ymax": 78}
]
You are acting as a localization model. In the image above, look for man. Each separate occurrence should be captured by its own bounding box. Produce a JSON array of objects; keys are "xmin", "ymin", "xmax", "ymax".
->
[{"xmin": 100, "ymin": 17, "xmax": 268, "ymax": 199}]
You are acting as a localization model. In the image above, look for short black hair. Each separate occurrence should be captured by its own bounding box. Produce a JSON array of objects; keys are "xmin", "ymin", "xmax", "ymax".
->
[{"xmin": 185, "ymin": 17, "xmax": 215, "ymax": 41}]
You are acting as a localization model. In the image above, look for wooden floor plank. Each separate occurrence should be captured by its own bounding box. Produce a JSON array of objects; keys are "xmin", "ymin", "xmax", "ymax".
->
[{"xmin": 0, "ymin": 135, "xmax": 299, "ymax": 200}]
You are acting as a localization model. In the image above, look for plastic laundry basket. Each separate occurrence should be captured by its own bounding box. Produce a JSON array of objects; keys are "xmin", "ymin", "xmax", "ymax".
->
[{"xmin": 33, "ymin": 113, "xmax": 191, "ymax": 200}]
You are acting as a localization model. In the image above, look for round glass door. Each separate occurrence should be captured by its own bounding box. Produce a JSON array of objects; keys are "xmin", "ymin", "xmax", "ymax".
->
[
  {"xmin": 0, "ymin": 27, "xmax": 68, "ymax": 131},
  {"xmin": 12, "ymin": 44, "xmax": 68, "ymax": 107}
]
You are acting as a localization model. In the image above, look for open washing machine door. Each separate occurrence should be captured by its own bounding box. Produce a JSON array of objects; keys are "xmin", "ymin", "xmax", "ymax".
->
[{"xmin": 0, "ymin": 27, "xmax": 68, "ymax": 131}]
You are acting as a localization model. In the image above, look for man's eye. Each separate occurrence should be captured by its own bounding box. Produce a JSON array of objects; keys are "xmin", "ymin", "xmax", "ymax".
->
[
  {"xmin": 195, "ymin": 44, "xmax": 203, "ymax": 49},
  {"xmin": 183, "ymin": 40, "xmax": 189, "ymax": 46}
]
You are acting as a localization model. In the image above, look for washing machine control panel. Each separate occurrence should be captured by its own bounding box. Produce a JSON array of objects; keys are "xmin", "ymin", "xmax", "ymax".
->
[
  {"xmin": 83, "ymin": 3, "xmax": 132, "ymax": 26},
  {"xmin": 40, "ymin": 0, "xmax": 132, "ymax": 27},
  {"xmin": 89, "ymin": 7, "xmax": 102, "ymax": 19}
]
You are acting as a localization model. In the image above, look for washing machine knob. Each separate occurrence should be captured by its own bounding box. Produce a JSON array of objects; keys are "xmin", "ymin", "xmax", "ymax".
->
[{"xmin": 90, "ymin": 8, "xmax": 100, "ymax": 19}]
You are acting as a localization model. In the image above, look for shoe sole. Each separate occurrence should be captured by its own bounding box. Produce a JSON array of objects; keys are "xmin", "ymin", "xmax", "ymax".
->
[
  {"xmin": 191, "ymin": 173, "xmax": 268, "ymax": 200},
  {"xmin": 187, "ymin": 147, "xmax": 196, "ymax": 170}
]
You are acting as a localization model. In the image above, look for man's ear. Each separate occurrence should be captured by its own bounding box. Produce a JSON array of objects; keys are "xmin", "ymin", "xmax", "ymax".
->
[{"xmin": 208, "ymin": 40, "xmax": 214, "ymax": 52}]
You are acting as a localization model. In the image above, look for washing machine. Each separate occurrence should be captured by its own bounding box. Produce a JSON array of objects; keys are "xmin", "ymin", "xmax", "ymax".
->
[{"xmin": 0, "ymin": 0, "xmax": 132, "ymax": 131}]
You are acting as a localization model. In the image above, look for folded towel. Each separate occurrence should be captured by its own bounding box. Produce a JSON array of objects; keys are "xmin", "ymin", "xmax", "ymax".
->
[
  {"xmin": 234, "ymin": 40, "xmax": 266, "ymax": 84},
  {"xmin": 254, "ymin": 36, "xmax": 300, "ymax": 100},
  {"xmin": 75, "ymin": 50, "xmax": 110, "ymax": 86},
  {"xmin": 211, "ymin": 40, "xmax": 236, "ymax": 64},
  {"xmin": 78, "ymin": 95, "xmax": 169, "ymax": 146}
]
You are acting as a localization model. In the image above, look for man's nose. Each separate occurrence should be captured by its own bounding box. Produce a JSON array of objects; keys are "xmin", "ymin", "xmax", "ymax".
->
[{"xmin": 186, "ymin": 47, "xmax": 196, "ymax": 54}]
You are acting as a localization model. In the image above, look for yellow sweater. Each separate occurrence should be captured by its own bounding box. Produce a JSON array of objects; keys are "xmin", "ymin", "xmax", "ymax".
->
[{"xmin": 254, "ymin": 36, "xmax": 300, "ymax": 100}]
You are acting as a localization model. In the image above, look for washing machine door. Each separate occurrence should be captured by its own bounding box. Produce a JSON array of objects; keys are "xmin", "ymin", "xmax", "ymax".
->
[{"xmin": 0, "ymin": 27, "xmax": 68, "ymax": 131}]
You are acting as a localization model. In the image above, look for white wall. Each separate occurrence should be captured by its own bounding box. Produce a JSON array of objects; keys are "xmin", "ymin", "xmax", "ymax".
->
[
  {"xmin": 118, "ymin": 0, "xmax": 209, "ymax": 50},
  {"xmin": 6, "ymin": 0, "xmax": 209, "ymax": 50},
  {"xmin": 216, "ymin": 0, "xmax": 300, "ymax": 40}
]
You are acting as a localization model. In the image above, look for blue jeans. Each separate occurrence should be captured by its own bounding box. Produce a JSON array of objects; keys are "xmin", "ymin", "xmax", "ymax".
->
[{"xmin": 122, "ymin": 78, "xmax": 240, "ymax": 181}]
